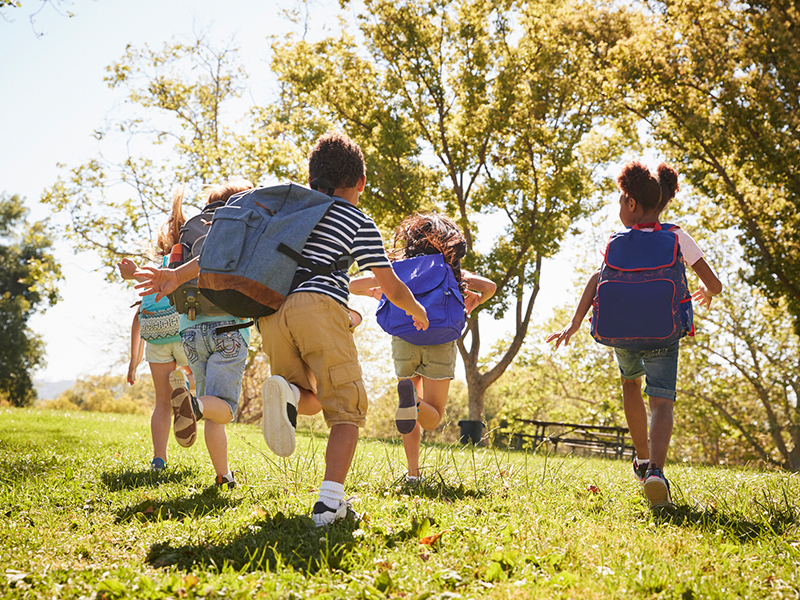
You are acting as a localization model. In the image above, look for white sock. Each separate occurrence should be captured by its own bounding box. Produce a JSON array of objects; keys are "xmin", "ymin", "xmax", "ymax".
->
[
  {"xmin": 637, "ymin": 458, "xmax": 649, "ymax": 466},
  {"xmin": 317, "ymin": 480, "xmax": 345, "ymax": 510},
  {"xmin": 288, "ymin": 382, "xmax": 300, "ymax": 404},
  {"xmin": 195, "ymin": 397, "xmax": 205, "ymax": 415}
]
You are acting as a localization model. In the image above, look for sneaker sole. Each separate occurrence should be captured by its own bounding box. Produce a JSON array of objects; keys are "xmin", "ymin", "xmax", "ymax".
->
[
  {"xmin": 643, "ymin": 478, "xmax": 672, "ymax": 508},
  {"xmin": 395, "ymin": 379, "xmax": 418, "ymax": 434},
  {"xmin": 262, "ymin": 377, "xmax": 297, "ymax": 457},
  {"xmin": 169, "ymin": 373, "xmax": 196, "ymax": 448}
]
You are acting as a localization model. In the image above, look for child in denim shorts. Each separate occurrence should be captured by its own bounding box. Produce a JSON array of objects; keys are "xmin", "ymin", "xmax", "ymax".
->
[
  {"xmin": 547, "ymin": 161, "xmax": 722, "ymax": 508},
  {"xmin": 350, "ymin": 213, "xmax": 496, "ymax": 483},
  {"xmin": 135, "ymin": 179, "xmax": 254, "ymax": 489}
]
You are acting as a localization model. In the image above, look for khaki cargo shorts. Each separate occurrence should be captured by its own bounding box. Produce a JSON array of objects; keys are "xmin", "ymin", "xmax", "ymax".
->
[{"xmin": 259, "ymin": 292, "xmax": 367, "ymax": 428}]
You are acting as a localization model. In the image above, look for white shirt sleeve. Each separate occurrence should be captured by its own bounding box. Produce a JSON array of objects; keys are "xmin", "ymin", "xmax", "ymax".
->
[{"xmin": 674, "ymin": 228, "xmax": 705, "ymax": 266}]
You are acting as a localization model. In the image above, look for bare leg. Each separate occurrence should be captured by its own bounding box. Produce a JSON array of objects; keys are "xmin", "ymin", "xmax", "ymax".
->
[
  {"xmin": 203, "ymin": 420, "xmax": 229, "ymax": 477},
  {"xmin": 323, "ymin": 423, "xmax": 359, "ymax": 484},
  {"xmin": 149, "ymin": 361, "xmax": 177, "ymax": 462},
  {"xmin": 621, "ymin": 376, "xmax": 650, "ymax": 461},
  {"xmin": 402, "ymin": 377, "xmax": 451, "ymax": 477},
  {"xmin": 647, "ymin": 396, "xmax": 674, "ymax": 469}
]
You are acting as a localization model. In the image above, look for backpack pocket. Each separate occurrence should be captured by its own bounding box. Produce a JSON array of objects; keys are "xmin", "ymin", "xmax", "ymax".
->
[
  {"xmin": 199, "ymin": 207, "xmax": 264, "ymax": 273},
  {"xmin": 593, "ymin": 279, "xmax": 677, "ymax": 346}
]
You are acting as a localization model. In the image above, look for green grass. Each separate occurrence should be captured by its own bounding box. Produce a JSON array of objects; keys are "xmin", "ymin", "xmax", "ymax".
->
[{"xmin": 1, "ymin": 408, "xmax": 798, "ymax": 599}]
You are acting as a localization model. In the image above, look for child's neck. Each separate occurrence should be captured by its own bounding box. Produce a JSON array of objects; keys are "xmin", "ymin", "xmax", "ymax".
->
[{"xmin": 635, "ymin": 210, "xmax": 661, "ymax": 226}]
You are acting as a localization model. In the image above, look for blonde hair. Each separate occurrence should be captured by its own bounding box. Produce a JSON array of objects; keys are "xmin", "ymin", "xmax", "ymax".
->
[
  {"xmin": 200, "ymin": 179, "xmax": 254, "ymax": 205},
  {"xmin": 153, "ymin": 186, "xmax": 188, "ymax": 257},
  {"xmin": 149, "ymin": 179, "xmax": 254, "ymax": 260}
]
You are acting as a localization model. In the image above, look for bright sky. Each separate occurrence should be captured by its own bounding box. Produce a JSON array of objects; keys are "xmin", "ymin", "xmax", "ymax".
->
[{"xmin": 1, "ymin": 0, "xmax": 581, "ymax": 385}]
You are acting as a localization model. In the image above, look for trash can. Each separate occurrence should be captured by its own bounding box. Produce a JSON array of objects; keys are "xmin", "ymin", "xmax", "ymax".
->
[{"xmin": 458, "ymin": 420, "xmax": 484, "ymax": 445}]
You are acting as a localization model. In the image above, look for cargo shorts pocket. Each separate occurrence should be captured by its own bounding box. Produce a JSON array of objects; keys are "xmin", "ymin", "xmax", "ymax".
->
[{"xmin": 329, "ymin": 362, "xmax": 367, "ymax": 417}]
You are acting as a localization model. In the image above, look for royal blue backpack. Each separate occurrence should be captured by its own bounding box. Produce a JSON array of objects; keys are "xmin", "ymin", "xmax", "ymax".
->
[
  {"xmin": 591, "ymin": 223, "xmax": 693, "ymax": 350},
  {"xmin": 376, "ymin": 253, "xmax": 466, "ymax": 346}
]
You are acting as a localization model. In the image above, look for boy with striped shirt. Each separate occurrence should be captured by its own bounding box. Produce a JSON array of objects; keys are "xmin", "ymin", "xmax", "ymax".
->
[{"xmin": 260, "ymin": 130, "xmax": 428, "ymax": 526}]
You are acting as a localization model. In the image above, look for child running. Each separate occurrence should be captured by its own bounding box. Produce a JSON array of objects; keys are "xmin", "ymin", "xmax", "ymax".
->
[
  {"xmin": 258, "ymin": 131, "xmax": 430, "ymax": 526},
  {"xmin": 134, "ymin": 179, "xmax": 255, "ymax": 490},
  {"xmin": 349, "ymin": 213, "xmax": 496, "ymax": 483},
  {"xmin": 546, "ymin": 160, "xmax": 722, "ymax": 508},
  {"xmin": 118, "ymin": 189, "xmax": 194, "ymax": 473}
]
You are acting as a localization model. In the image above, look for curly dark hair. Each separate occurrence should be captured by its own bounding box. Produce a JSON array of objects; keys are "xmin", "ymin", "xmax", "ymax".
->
[
  {"xmin": 307, "ymin": 130, "xmax": 365, "ymax": 192},
  {"xmin": 656, "ymin": 162, "xmax": 680, "ymax": 213},
  {"xmin": 393, "ymin": 213, "xmax": 468, "ymax": 292},
  {"xmin": 616, "ymin": 160, "xmax": 661, "ymax": 213}
]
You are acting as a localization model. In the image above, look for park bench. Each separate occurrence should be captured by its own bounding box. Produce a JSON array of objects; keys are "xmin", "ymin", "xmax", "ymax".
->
[{"xmin": 511, "ymin": 418, "xmax": 634, "ymax": 460}]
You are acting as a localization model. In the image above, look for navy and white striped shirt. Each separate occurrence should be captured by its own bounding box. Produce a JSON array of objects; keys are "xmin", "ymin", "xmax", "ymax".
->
[{"xmin": 292, "ymin": 199, "xmax": 391, "ymax": 306}]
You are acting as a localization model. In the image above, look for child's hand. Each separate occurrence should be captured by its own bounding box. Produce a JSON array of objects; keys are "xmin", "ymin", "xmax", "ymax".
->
[
  {"xmin": 692, "ymin": 284, "xmax": 714, "ymax": 308},
  {"xmin": 464, "ymin": 289, "xmax": 482, "ymax": 315},
  {"xmin": 407, "ymin": 302, "xmax": 429, "ymax": 331},
  {"xmin": 545, "ymin": 321, "xmax": 581, "ymax": 350},
  {"xmin": 127, "ymin": 362, "xmax": 137, "ymax": 385},
  {"xmin": 134, "ymin": 266, "xmax": 179, "ymax": 301},
  {"xmin": 118, "ymin": 258, "xmax": 138, "ymax": 280}
]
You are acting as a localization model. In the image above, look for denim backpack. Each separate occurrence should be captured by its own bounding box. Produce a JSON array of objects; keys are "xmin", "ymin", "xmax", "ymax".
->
[
  {"xmin": 197, "ymin": 183, "xmax": 352, "ymax": 319},
  {"xmin": 376, "ymin": 253, "xmax": 466, "ymax": 346},
  {"xmin": 168, "ymin": 201, "xmax": 228, "ymax": 320},
  {"xmin": 591, "ymin": 222, "xmax": 693, "ymax": 350}
]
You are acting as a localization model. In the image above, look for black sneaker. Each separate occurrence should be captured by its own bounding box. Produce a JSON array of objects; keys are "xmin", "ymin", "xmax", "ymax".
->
[
  {"xmin": 395, "ymin": 379, "xmax": 418, "ymax": 434},
  {"xmin": 643, "ymin": 466, "xmax": 673, "ymax": 508},
  {"xmin": 632, "ymin": 456, "xmax": 648, "ymax": 483},
  {"xmin": 311, "ymin": 499, "xmax": 359, "ymax": 527},
  {"xmin": 215, "ymin": 473, "xmax": 237, "ymax": 490}
]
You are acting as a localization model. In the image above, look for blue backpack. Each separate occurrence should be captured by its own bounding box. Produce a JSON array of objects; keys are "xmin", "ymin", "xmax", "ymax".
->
[
  {"xmin": 376, "ymin": 253, "xmax": 466, "ymax": 346},
  {"xmin": 591, "ymin": 223, "xmax": 693, "ymax": 350},
  {"xmin": 197, "ymin": 183, "xmax": 353, "ymax": 319}
]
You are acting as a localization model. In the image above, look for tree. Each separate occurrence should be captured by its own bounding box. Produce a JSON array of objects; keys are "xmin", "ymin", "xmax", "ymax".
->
[
  {"xmin": 677, "ymin": 233, "xmax": 800, "ymax": 471},
  {"xmin": 270, "ymin": 0, "xmax": 637, "ymax": 421},
  {"xmin": 0, "ymin": 194, "xmax": 61, "ymax": 406},
  {"xmin": 608, "ymin": 0, "xmax": 800, "ymax": 334},
  {"xmin": 41, "ymin": 37, "xmax": 300, "ymax": 278}
]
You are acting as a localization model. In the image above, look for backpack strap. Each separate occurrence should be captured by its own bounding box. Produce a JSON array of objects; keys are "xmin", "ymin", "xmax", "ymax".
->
[
  {"xmin": 277, "ymin": 243, "xmax": 354, "ymax": 275},
  {"xmin": 215, "ymin": 320, "xmax": 254, "ymax": 335}
]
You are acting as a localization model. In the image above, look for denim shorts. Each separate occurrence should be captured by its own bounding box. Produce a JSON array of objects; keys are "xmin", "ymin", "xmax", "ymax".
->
[
  {"xmin": 392, "ymin": 337, "xmax": 457, "ymax": 380},
  {"xmin": 181, "ymin": 320, "xmax": 248, "ymax": 417},
  {"xmin": 614, "ymin": 341, "xmax": 680, "ymax": 401}
]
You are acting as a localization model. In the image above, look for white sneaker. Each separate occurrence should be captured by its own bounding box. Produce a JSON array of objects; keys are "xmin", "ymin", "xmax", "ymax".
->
[
  {"xmin": 311, "ymin": 499, "xmax": 359, "ymax": 527},
  {"xmin": 261, "ymin": 375, "xmax": 298, "ymax": 457}
]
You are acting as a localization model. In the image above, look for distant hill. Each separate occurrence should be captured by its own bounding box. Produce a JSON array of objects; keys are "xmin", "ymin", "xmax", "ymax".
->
[{"xmin": 35, "ymin": 380, "xmax": 75, "ymax": 401}]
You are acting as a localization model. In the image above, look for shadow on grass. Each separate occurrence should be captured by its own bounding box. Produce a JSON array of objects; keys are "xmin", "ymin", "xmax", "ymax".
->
[
  {"xmin": 101, "ymin": 465, "xmax": 197, "ymax": 491},
  {"xmin": 391, "ymin": 471, "xmax": 488, "ymax": 502},
  {"xmin": 146, "ymin": 511, "xmax": 361, "ymax": 573},
  {"xmin": 654, "ymin": 501, "xmax": 798, "ymax": 542},
  {"xmin": 115, "ymin": 484, "xmax": 241, "ymax": 523}
]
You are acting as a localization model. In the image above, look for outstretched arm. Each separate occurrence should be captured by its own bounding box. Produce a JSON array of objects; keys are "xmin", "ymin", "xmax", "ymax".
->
[
  {"xmin": 134, "ymin": 257, "xmax": 199, "ymax": 301},
  {"xmin": 462, "ymin": 271, "xmax": 496, "ymax": 315},
  {"xmin": 348, "ymin": 273, "xmax": 383, "ymax": 300},
  {"xmin": 371, "ymin": 266, "xmax": 429, "ymax": 331},
  {"xmin": 545, "ymin": 269, "xmax": 600, "ymax": 350},
  {"xmin": 689, "ymin": 258, "xmax": 722, "ymax": 308}
]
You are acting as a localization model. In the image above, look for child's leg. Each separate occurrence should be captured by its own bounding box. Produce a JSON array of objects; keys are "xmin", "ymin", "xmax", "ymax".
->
[
  {"xmin": 620, "ymin": 376, "xmax": 649, "ymax": 461},
  {"xmin": 323, "ymin": 423, "xmax": 359, "ymax": 484},
  {"xmin": 149, "ymin": 360, "xmax": 177, "ymax": 461},
  {"xmin": 401, "ymin": 376, "xmax": 451, "ymax": 478},
  {"xmin": 203, "ymin": 419, "xmax": 229, "ymax": 477},
  {"xmin": 647, "ymin": 396, "xmax": 674, "ymax": 469}
]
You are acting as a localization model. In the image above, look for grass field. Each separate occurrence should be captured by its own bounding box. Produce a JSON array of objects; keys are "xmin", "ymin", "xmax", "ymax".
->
[{"xmin": 1, "ymin": 407, "xmax": 798, "ymax": 599}]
